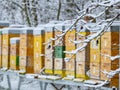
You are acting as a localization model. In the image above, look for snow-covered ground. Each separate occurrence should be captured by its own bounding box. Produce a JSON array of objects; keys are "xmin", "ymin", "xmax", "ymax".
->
[{"xmin": 0, "ymin": 74, "xmax": 80, "ymax": 90}]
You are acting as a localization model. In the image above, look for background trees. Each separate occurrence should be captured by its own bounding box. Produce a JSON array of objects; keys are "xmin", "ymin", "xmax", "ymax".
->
[{"xmin": 2, "ymin": 0, "xmax": 119, "ymax": 26}]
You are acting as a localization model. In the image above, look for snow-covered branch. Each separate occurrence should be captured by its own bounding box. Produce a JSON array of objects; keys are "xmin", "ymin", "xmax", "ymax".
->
[
  {"xmin": 102, "ymin": 68, "xmax": 120, "ymax": 79},
  {"xmin": 43, "ymin": 0, "xmax": 120, "ymax": 45},
  {"xmin": 64, "ymin": 14, "xmax": 119, "ymax": 54},
  {"xmin": 84, "ymin": 80, "xmax": 109, "ymax": 89},
  {"xmin": 64, "ymin": 43, "xmax": 87, "ymax": 54},
  {"xmin": 101, "ymin": 53, "xmax": 120, "ymax": 61}
]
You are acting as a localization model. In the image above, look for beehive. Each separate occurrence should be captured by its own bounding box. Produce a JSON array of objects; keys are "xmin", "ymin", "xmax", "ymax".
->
[
  {"xmin": 0, "ymin": 22, "xmax": 9, "ymax": 68},
  {"xmin": 65, "ymin": 24, "xmax": 76, "ymax": 77},
  {"xmin": 100, "ymin": 22, "xmax": 120, "ymax": 87},
  {"xmin": 90, "ymin": 62, "xmax": 100, "ymax": 79},
  {"xmin": 0, "ymin": 30, "xmax": 2, "ymax": 68},
  {"xmin": 76, "ymin": 61, "xmax": 89, "ymax": 79},
  {"xmin": 10, "ymin": 37, "xmax": 20, "ymax": 70},
  {"xmin": 76, "ymin": 29, "xmax": 90, "ymax": 79},
  {"xmin": 19, "ymin": 28, "xmax": 34, "ymax": 73},
  {"xmin": 33, "ymin": 27, "xmax": 45, "ymax": 74},
  {"xmin": 54, "ymin": 24, "xmax": 66, "ymax": 77},
  {"xmin": 2, "ymin": 28, "xmax": 20, "ymax": 69},
  {"xmin": 89, "ymin": 24, "xmax": 101, "ymax": 79},
  {"xmin": 44, "ymin": 24, "xmax": 54, "ymax": 74},
  {"xmin": 0, "ymin": 21, "xmax": 9, "ymax": 28}
]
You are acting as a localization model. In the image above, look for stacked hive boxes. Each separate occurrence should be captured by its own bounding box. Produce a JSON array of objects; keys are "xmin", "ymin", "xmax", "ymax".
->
[
  {"xmin": 2, "ymin": 28, "xmax": 20, "ymax": 69},
  {"xmin": 0, "ymin": 22, "xmax": 9, "ymax": 68},
  {"xmin": 10, "ymin": 37, "xmax": 20, "ymax": 70},
  {"xmin": 44, "ymin": 25, "xmax": 54, "ymax": 74},
  {"xmin": 89, "ymin": 24, "xmax": 101, "ymax": 79},
  {"xmin": 0, "ymin": 30, "xmax": 2, "ymax": 68},
  {"xmin": 64, "ymin": 24, "xmax": 76, "ymax": 78},
  {"xmin": 19, "ymin": 28, "xmax": 34, "ymax": 73},
  {"xmin": 54, "ymin": 24, "xmax": 66, "ymax": 77},
  {"xmin": 0, "ymin": 21, "xmax": 9, "ymax": 28},
  {"xmin": 76, "ymin": 29, "xmax": 90, "ymax": 79},
  {"xmin": 33, "ymin": 27, "xmax": 45, "ymax": 74},
  {"xmin": 100, "ymin": 22, "xmax": 120, "ymax": 87}
]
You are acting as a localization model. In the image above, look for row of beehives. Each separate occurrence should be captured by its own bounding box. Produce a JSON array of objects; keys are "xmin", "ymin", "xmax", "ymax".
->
[{"xmin": 0, "ymin": 21, "xmax": 120, "ymax": 87}]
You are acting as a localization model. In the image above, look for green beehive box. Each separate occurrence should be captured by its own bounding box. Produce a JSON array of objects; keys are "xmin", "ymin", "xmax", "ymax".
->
[
  {"xmin": 0, "ymin": 31, "xmax": 2, "ymax": 35},
  {"xmin": 16, "ymin": 56, "xmax": 19, "ymax": 66},
  {"xmin": 54, "ymin": 46, "xmax": 65, "ymax": 58}
]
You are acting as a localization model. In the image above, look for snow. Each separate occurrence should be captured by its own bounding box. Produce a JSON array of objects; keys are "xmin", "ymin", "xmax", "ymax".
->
[
  {"xmin": 101, "ymin": 53, "xmax": 120, "ymax": 61},
  {"xmin": 102, "ymin": 68, "xmax": 120, "ymax": 79},
  {"xmin": 0, "ymin": 21, "xmax": 9, "ymax": 26},
  {"xmin": 10, "ymin": 37, "xmax": 20, "ymax": 44},
  {"xmin": 84, "ymin": 80, "xmax": 109, "ymax": 89},
  {"xmin": 9, "ymin": 24, "xmax": 26, "ymax": 28},
  {"xmin": 64, "ymin": 43, "xmax": 87, "ymax": 54}
]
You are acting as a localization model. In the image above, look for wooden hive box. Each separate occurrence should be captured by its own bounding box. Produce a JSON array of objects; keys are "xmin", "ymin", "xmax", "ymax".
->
[
  {"xmin": 2, "ymin": 28, "xmax": 20, "ymax": 69},
  {"xmin": 75, "ymin": 29, "xmax": 90, "ymax": 79},
  {"xmin": 33, "ymin": 27, "xmax": 45, "ymax": 74},
  {"xmin": 64, "ymin": 24, "xmax": 76, "ymax": 77},
  {"xmin": 10, "ymin": 37, "xmax": 20, "ymax": 70},
  {"xmin": 0, "ymin": 30, "xmax": 2, "ymax": 68},
  {"xmin": 76, "ymin": 61, "xmax": 89, "ymax": 79},
  {"xmin": 90, "ymin": 62, "xmax": 100, "ymax": 79},
  {"xmin": 19, "ymin": 28, "xmax": 34, "ymax": 73},
  {"xmin": 44, "ymin": 24, "xmax": 54, "ymax": 74},
  {"xmin": 54, "ymin": 24, "xmax": 66, "ymax": 77}
]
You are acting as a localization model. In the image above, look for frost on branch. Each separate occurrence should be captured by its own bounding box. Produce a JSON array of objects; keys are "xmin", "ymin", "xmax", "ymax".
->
[{"xmin": 101, "ymin": 53, "xmax": 120, "ymax": 61}]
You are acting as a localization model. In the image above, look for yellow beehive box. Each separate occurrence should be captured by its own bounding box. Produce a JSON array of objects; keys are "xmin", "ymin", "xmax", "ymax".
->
[
  {"xmin": 45, "ymin": 56, "xmax": 54, "ymax": 74},
  {"xmin": 90, "ymin": 38, "xmax": 101, "ymax": 50},
  {"xmin": 19, "ymin": 56, "xmax": 26, "ymax": 72},
  {"xmin": 64, "ymin": 24, "xmax": 76, "ymax": 77},
  {"xmin": 100, "ymin": 22, "xmax": 120, "ymax": 88},
  {"xmin": 101, "ymin": 23, "xmax": 119, "ymax": 50},
  {"xmin": 76, "ymin": 61, "xmax": 89, "ymax": 79},
  {"xmin": 101, "ymin": 50, "xmax": 119, "ymax": 64},
  {"xmin": 10, "ymin": 55, "xmax": 19, "ymax": 70},
  {"xmin": 33, "ymin": 27, "xmax": 45, "ymax": 74},
  {"xmin": 54, "ymin": 24, "xmax": 65, "ymax": 46},
  {"xmin": 90, "ymin": 63, "xmax": 100, "ymax": 79},
  {"xmin": 19, "ymin": 28, "xmax": 34, "ymax": 73},
  {"xmin": 65, "ymin": 30, "xmax": 76, "ymax": 47},
  {"xmin": 2, "ymin": 28, "xmax": 20, "ymax": 69},
  {"xmin": 54, "ymin": 58, "xmax": 66, "ymax": 77},
  {"xmin": 101, "ymin": 63, "xmax": 119, "ymax": 80},
  {"xmin": 65, "ymin": 58, "xmax": 75, "ymax": 77},
  {"xmin": 90, "ymin": 50, "xmax": 101, "ymax": 63},
  {"xmin": 100, "ymin": 62, "xmax": 119, "ymax": 87},
  {"xmin": 10, "ymin": 37, "xmax": 20, "ymax": 70},
  {"xmin": 2, "ymin": 55, "xmax": 8, "ymax": 69},
  {"xmin": 44, "ymin": 25, "xmax": 54, "ymax": 74},
  {"xmin": 0, "ymin": 30, "xmax": 2, "ymax": 68},
  {"xmin": 76, "ymin": 30, "xmax": 90, "ymax": 62}
]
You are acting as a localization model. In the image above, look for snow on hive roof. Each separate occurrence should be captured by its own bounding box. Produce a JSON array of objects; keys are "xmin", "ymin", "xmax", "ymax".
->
[
  {"xmin": 33, "ymin": 27, "xmax": 45, "ymax": 35},
  {"xmin": 111, "ymin": 21, "xmax": 120, "ymax": 26},
  {"xmin": 2, "ymin": 28, "xmax": 21, "ymax": 34},
  {"xmin": 10, "ymin": 37, "xmax": 20, "ymax": 44},
  {"xmin": 20, "ymin": 27, "xmax": 34, "ymax": 34},
  {"xmin": 0, "ymin": 21, "xmax": 9, "ymax": 27},
  {"xmin": 85, "ymin": 23, "xmax": 102, "ymax": 32},
  {"xmin": 10, "ymin": 24, "xmax": 27, "ymax": 28}
]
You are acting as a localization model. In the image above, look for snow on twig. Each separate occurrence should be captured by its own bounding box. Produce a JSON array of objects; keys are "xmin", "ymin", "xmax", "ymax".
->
[
  {"xmin": 102, "ymin": 68, "xmax": 120, "ymax": 79},
  {"xmin": 64, "ymin": 43, "xmax": 87, "ymax": 54},
  {"xmin": 64, "ymin": 14, "xmax": 119, "ymax": 54},
  {"xmin": 84, "ymin": 80, "xmax": 109, "ymax": 89},
  {"xmin": 101, "ymin": 53, "xmax": 120, "ymax": 61},
  {"xmin": 43, "ymin": 0, "xmax": 119, "ymax": 45}
]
